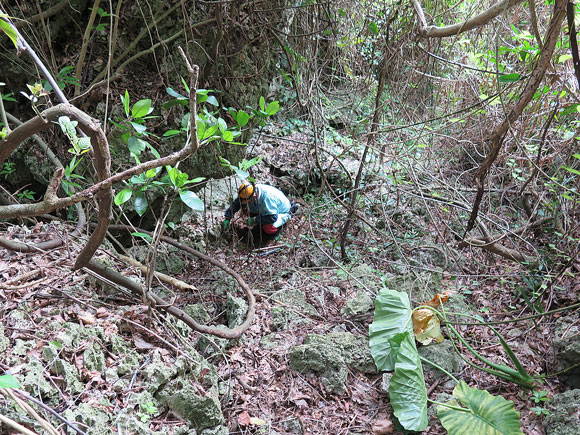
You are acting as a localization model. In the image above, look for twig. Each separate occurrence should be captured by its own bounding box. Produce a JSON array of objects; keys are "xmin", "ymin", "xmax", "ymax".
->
[
  {"xmin": 0, "ymin": 414, "xmax": 38, "ymax": 435},
  {"xmin": 12, "ymin": 389, "xmax": 88, "ymax": 435}
]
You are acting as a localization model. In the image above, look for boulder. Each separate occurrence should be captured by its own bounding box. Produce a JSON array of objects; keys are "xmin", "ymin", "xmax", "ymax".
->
[{"xmin": 288, "ymin": 331, "xmax": 375, "ymax": 394}]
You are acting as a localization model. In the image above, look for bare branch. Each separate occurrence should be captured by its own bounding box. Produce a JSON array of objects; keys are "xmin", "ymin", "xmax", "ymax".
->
[
  {"xmin": 465, "ymin": 0, "xmax": 568, "ymax": 234},
  {"xmin": 411, "ymin": 0, "xmax": 524, "ymax": 38}
]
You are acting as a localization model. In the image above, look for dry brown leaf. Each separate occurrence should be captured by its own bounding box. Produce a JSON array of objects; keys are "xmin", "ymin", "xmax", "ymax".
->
[
  {"xmin": 77, "ymin": 311, "xmax": 96, "ymax": 325},
  {"xmin": 422, "ymin": 291, "xmax": 450, "ymax": 308},
  {"xmin": 372, "ymin": 419, "xmax": 394, "ymax": 434},
  {"xmin": 412, "ymin": 308, "xmax": 433, "ymax": 335},
  {"xmin": 134, "ymin": 336, "xmax": 154, "ymax": 350},
  {"xmin": 238, "ymin": 411, "xmax": 251, "ymax": 426}
]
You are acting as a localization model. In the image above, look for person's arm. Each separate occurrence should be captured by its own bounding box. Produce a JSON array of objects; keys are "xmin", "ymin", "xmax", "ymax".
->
[
  {"xmin": 224, "ymin": 198, "xmax": 241, "ymax": 219},
  {"xmin": 256, "ymin": 213, "xmax": 277, "ymax": 225}
]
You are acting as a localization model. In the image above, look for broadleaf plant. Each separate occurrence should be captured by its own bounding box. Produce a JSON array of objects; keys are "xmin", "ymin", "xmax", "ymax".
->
[
  {"xmin": 437, "ymin": 381, "xmax": 524, "ymax": 435},
  {"xmin": 369, "ymin": 289, "xmax": 428, "ymax": 431},
  {"xmin": 369, "ymin": 288, "xmax": 528, "ymax": 432}
]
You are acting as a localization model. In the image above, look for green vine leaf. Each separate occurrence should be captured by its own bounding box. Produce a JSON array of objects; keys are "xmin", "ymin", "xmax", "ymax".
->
[
  {"xmin": 0, "ymin": 17, "xmax": 18, "ymax": 49},
  {"xmin": 179, "ymin": 190, "xmax": 204, "ymax": 211}
]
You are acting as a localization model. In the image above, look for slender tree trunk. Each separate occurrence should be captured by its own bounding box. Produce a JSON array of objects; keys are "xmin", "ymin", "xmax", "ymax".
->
[
  {"xmin": 465, "ymin": 0, "xmax": 568, "ymax": 234},
  {"xmin": 340, "ymin": 51, "xmax": 388, "ymax": 260}
]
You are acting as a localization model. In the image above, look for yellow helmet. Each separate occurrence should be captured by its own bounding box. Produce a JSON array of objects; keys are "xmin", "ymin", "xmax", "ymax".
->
[{"xmin": 238, "ymin": 183, "xmax": 255, "ymax": 203}]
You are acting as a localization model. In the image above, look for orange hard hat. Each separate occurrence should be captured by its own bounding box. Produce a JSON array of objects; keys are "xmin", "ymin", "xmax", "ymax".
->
[{"xmin": 238, "ymin": 183, "xmax": 255, "ymax": 203}]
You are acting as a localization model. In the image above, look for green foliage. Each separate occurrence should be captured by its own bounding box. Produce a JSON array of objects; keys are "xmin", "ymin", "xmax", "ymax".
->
[
  {"xmin": 388, "ymin": 331, "xmax": 428, "ymax": 431},
  {"xmin": 89, "ymin": 7, "xmax": 111, "ymax": 31},
  {"xmin": 43, "ymin": 66, "xmax": 80, "ymax": 92},
  {"xmin": 369, "ymin": 289, "xmax": 428, "ymax": 431},
  {"xmin": 137, "ymin": 400, "xmax": 158, "ymax": 422},
  {"xmin": 113, "ymin": 165, "xmax": 205, "ymax": 216},
  {"xmin": 0, "ymin": 161, "xmax": 15, "ymax": 177},
  {"xmin": 437, "ymin": 382, "xmax": 523, "ymax": 435},
  {"xmin": 369, "ymin": 289, "xmax": 414, "ymax": 371},
  {"xmin": 57, "ymin": 116, "xmax": 90, "ymax": 196},
  {"xmin": 0, "ymin": 374, "xmax": 21, "ymax": 389},
  {"xmin": 370, "ymin": 289, "xmax": 530, "ymax": 432},
  {"xmin": 0, "ymin": 15, "xmax": 18, "ymax": 49},
  {"xmin": 58, "ymin": 116, "xmax": 91, "ymax": 155},
  {"xmin": 219, "ymin": 156, "xmax": 262, "ymax": 181},
  {"xmin": 530, "ymin": 390, "xmax": 551, "ymax": 416},
  {"xmin": 20, "ymin": 82, "xmax": 49, "ymax": 114},
  {"xmin": 17, "ymin": 189, "xmax": 35, "ymax": 200}
]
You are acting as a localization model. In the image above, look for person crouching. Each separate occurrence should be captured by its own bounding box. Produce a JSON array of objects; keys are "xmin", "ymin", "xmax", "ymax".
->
[{"xmin": 222, "ymin": 181, "xmax": 297, "ymax": 238}]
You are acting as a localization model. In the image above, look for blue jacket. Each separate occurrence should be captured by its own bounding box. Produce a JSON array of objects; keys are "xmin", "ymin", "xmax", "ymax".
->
[{"xmin": 225, "ymin": 184, "xmax": 292, "ymax": 228}]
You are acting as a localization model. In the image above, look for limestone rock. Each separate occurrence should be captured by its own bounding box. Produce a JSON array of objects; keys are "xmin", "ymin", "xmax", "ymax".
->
[
  {"xmin": 553, "ymin": 316, "xmax": 580, "ymax": 388},
  {"xmin": 342, "ymin": 291, "xmax": 373, "ymax": 317},
  {"xmin": 289, "ymin": 331, "xmax": 375, "ymax": 394},
  {"xmin": 418, "ymin": 340, "xmax": 463, "ymax": 381},
  {"xmin": 543, "ymin": 389, "xmax": 580, "ymax": 435},
  {"xmin": 226, "ymin": 294, "xmax": 248, "ymax": 328}
]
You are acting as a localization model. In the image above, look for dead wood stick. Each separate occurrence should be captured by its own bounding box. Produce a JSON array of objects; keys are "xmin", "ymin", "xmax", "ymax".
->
[{"xmin": 118, "ymin": 254, "xmax": 197, "ymax": 292}]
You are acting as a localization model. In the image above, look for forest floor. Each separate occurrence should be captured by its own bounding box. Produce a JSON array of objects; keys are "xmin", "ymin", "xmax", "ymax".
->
[{"xmin": 1, "ymin": 132, "xmax": 579, "ymax": 435}]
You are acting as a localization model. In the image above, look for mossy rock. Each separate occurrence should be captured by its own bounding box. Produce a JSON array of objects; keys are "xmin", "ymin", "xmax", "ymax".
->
[
  {"xmin": 543, "ymin": 389, "xmax": 580, "ymax": 435},
  {"xmin": 288, "ymin": 331, "xmax": 375, "ymax": 394},
  {"xmin": 553, "ymin": 317, "xmax": 580, "ymax": 388},
  {"xmin": 271, "ymin": 288, "xmax": 318, "ymax": 331},
  {"xmin": 342, "ymin": 291, "xmax": 373, "ymax": 317},
  {"xmin": 418, "ymin": 340, "xmax": 463, "ymax": 381},
  {"xmin": 63, "ymin": 403, "xmax": 111, "ymax": 435},
  {"xmin": 141, "ymin": 350, "xmax": 179, "ymax": 393},
  {"xmin": 159, "ymin": 379, "xmax": 224, "ymax": 430}
]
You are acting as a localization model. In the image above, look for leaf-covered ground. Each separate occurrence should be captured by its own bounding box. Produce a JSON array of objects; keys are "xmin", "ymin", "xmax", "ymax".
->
[{"xmin": 1, "ymin": 132, "xmax": 578, "ymax": 434}]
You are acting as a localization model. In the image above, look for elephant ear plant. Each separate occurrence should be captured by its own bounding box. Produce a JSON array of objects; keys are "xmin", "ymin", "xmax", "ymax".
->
[{"xmin": 369, "ymin": 288, "xmax": 533, "ymax": 434}]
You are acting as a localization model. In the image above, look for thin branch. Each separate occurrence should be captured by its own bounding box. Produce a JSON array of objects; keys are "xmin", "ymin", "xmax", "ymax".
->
[
  {"xmin": 75, "ymin": 0, "xmax": 101, "ymax": 97},
  {"xmin": 465, "ymin": 0, "xmax": 568, "ymax": 234},
  {"xmin": 411, "ymin": 0, "xmax": 524, "ymax": 38}
]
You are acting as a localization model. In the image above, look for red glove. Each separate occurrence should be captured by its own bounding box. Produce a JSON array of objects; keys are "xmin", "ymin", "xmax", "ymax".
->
[{"xmin": 263, "ymin": 224, "xmax": 278, "ymax": 235}]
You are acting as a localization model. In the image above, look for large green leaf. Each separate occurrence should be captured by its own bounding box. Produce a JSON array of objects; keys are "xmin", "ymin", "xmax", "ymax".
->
[
  {"xmin": 438, "ymin": 381, "xmax": 523, "ymax": 435},
  {"xmin": 389, "ymin": 331, "xmax": 428, "ymax": 432},
  {"xmin": 369, "ymin": 289, "xmax": 413, "ymax": 371},
  {"xmin": 179, "ymin": 190, "xmax": 204, "ymax": 211},
  {"xmin": 132, "ymin": 99, "xmax": 152, "ymax": 118}
]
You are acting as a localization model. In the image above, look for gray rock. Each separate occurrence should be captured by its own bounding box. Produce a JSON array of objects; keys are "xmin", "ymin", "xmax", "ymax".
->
[
  {"xmin": 166, "ymin": 383, "xmax": 223, "ymax": 430},
  {"xmin": 288, "ymin": 332, "xmax": 375, "ymax": 394},
  {"xmin": 381, "ymin": 372, "xmax": 394, "ymax": 395},
  {"xmin": 226, "ymin": 294, "xmax": 248, "ymax": 328},
  {"xmin": 127, "ymin": 243, "xmax": 185, "ymax": 276},
  {"xmin": 271, "ymin": 288, "xmax": 317, "ymax": 331},
  {"xmin": 84, "ymin": 342, "xmax": 106, "ymax": 371},
  {"xmin": 543, "ymin": 389, "xmax": 580, "ymax": 435},
  {"xmin": 63, "ymin": 403, "xmax": 110, "ymax": 434},
  {"xmin": 52, "ymin": 359, "xmax": 84, "ymax": 394},
  {"xmin": 0, "ymin": 323, "xmax": 9, "ymax": 353},
  {"xmin": 19, "ymin": 358, "xmax": 57, "ymax": 400},
  {"xmin": 418, "ymin": 340, "xmax": 464, "ymax": 382},
  {"xmin": 553, "ymin": 316, "xmax": 580, "ymax": 388},
  {"xmin": 342, "ymin": 291, "xmax": 373, "ymax": 317},
  {"xmin": 350, "ymin": 264, "xmax": 383, "ymax": 292},
  {"xmin": 142, "ymin": 351, "xmax": 179, "ymax": 393},
  {"xmin": 201, "ymin": 426, "xmax": 229, "ymax": 435}
]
